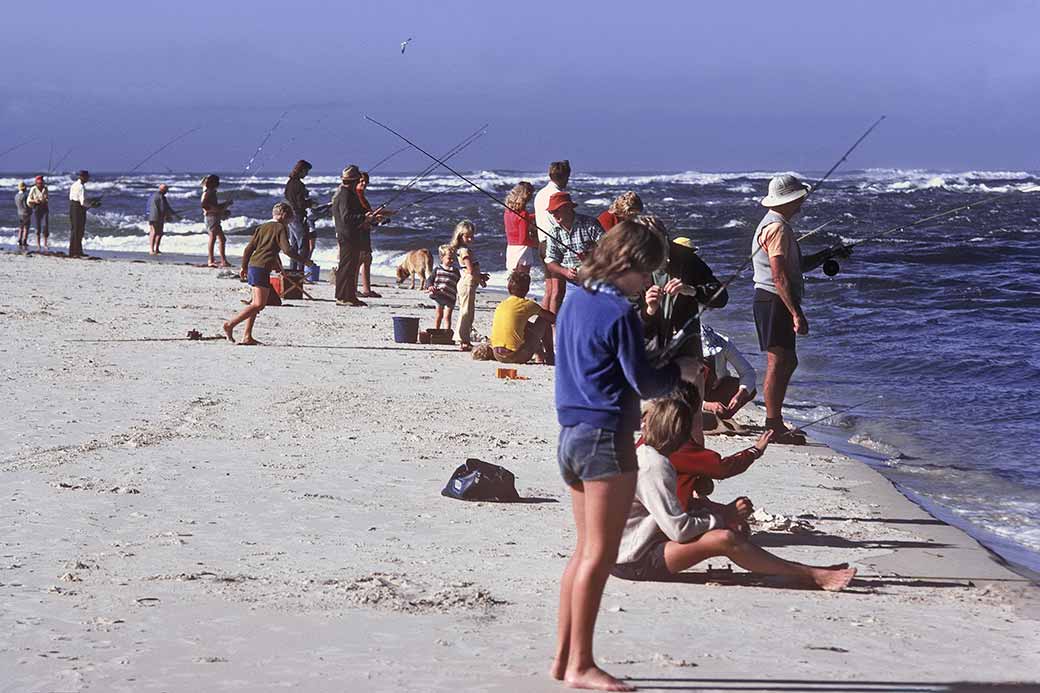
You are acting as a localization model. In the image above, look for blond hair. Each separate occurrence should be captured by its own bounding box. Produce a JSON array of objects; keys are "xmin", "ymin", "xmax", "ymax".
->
[
  {"xmin": 438, "ymin": 243, "xmax": 455, "ymax": 262},
  {"xmin": 642, "ymin": 398, "xmax": 693, "ymax": 457},
  {"xmin": 577, "ymin": 217, "xmax": 668, "ymax": 284},
  {"xmin": 450, "ymin": 220, "xmax": 476, "ymax": 249},
  {"xmin": 505, "ymin": 181, "xmax": 534, "ymax": 212},
  {"xmin": 608, "ymin": 191, "xmax": 644, "ymax": 220},
  {"xmin": 272, "ymin": 201, "xmax": 294, "ymax": 219}
]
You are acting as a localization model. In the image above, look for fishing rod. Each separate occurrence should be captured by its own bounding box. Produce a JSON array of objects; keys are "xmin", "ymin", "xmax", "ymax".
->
[
  {"xmin": 816, "ymin": 191, "xmax": 1020, "ymax": 277},
  {"xmin": 94, "ymin": 126, "xmax": 201, "ymax": 205},
  {"xmin": 364, "ymin": 115, "xmax": 582, "ymax": 255},
  {"xmin": 308, "ymin": 124, "xmax": 487, "ymax": 220},
  {"xmin": 368, "ymin": 145, "xmax": 411, "ymax": 173},
  {"xmin": 242, "ymin": 109, "xmax": 291, "ymax": 178},
  {"xmin": 0, "ymin": 137, "xmax": 39, "ymax": 162},
  {"xmin": 785, "ymin": 396, "xmax": 880, "ymax": 436},
  {"xmin": 652, "ymin": 117, "xmax": 886, "ymax": 365},
  {"xmin": 50, "ymin": 147, "xmax": 74, "ymax": 174}
]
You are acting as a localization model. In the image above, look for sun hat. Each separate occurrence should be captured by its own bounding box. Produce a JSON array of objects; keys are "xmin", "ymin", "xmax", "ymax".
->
[
  {"xmin": 761, "ymin": 174, "xmax": 810, "ymax": 208},
  {"xmin": 672, "ymin": 236, "xmax": 698, "ymax": 251},
  {"xmin": 18, "ymin": 181, "xmax": 26, "ymax": 190},
  {"xmin": 546, "ymin": 191, "xmax": 576, "ymax": 212},
  {"xmin": 341, "ymin": 165, "xmax": 361, "ymax": 181}
]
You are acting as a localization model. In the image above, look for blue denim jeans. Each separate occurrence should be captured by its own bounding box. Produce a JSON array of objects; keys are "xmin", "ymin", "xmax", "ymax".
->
[
  {"xmin": 557, "ymin": 423, "xmax": 637, "ymax": 487},
  {"xmin": 287, "ymin": 217, "xmax": 307, "ymax": 271}
]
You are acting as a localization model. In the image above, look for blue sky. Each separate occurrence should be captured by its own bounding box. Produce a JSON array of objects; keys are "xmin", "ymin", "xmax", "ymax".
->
[{"xmin": 1, "ymin": 0, "xmax": 1038, "ymax": 173}]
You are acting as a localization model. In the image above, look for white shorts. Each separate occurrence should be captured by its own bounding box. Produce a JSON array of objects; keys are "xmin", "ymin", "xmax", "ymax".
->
[{"xmin": 506, "ymin": 245, "xmax": 541, "ymax": 272}]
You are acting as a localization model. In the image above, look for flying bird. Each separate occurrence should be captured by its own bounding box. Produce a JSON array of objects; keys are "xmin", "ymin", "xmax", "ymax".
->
[{"xmin": 400, "ymin": 37, "xmax": 413, "ymax": 54}]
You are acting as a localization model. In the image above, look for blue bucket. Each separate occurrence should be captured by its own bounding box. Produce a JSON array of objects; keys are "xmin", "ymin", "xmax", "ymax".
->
[
  {"xmin": 305, "ymin": 264, "xmax": 320, "ymax": 282},
  {"xmin": 392, "ymin": 316, "xmax": 420, "ymax": 343}
]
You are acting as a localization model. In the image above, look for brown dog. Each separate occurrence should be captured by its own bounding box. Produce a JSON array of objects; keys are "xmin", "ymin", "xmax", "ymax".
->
[{"xmin": 396, "ymin": 249, "xmax": 434, "ymax": 289}]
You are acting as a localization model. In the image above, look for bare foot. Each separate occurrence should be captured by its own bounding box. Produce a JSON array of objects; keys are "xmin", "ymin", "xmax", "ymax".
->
[
  {"xmin": 222, "ymin": 322, "xmax": 235, "ymax": 343},
  {"xmin": 814, "ymin": 567, "xmax": 856, "ymax": 592},
  {"xmin": 565, "ymin": 666, "xmax": 635, "ymax": 691},
  {"xmin": 218, "ymin": 261, "xmax": 231, "ymax": 268},
  {"xmin": 550, "ymin": 654, "xmax": 567, "ymax": 681},
  {"xmin": 238, "ymin": 337, "xmax": 262, "ymax": 346}
]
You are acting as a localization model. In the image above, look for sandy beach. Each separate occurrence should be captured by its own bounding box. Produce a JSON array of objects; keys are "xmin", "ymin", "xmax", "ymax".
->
[{"xmin": 1, "ymin": 250, "xmax": 1037, "ymax": 692}]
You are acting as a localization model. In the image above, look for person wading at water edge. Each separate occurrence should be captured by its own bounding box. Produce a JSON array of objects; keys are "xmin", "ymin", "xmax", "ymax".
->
[
  {"xmin": 284, "ymin": 160, "xmax": 314, "ymax": 271},
  {"xmin": 147, "ymin": 184, "xmax": 179, "ymax": 255},
  {"xmin": 15, "ymin": 182, "xmax": 31, "ymax": 248},
  {"xmin": 200, "ymin": 174, "xmax": 232, "ymax": 268},
  {"xmin": 223, "ymin": 202, "xmax": 314, "ymax": 345},
  {"xmin": 68, "ymin": 170, "xmax": 98, "ymax": 258},
  {"xmin": 752, "ymin": 174, "xmax": 851, "ymax": 444},
  {"xmin": 27, "ymin": 175, "xmax": 49, "ymax": 250}
]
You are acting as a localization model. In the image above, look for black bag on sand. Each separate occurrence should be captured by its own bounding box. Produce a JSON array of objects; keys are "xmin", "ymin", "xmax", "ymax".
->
[{"xmin": 442, "ymin": 459, "xmax": 520, "ymax": 502}]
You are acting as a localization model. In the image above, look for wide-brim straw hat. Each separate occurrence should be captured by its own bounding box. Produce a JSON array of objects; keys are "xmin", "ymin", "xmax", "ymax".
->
[
  {"xmin": 761, "ymin": 174, "xmax": 810, "ymax": 207},
  {"xmin": 341, "ymin": 165, "xmax": 361, "ymax": 181}
]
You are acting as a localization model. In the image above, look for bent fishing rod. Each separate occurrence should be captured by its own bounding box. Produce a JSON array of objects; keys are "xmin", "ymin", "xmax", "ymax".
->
[
  {"xmin": 785, "ymin": 396, "xmax": 881, "ymax": 436},
  {"xmin": 653, "ymin": 117, "xmax": 886, "ymax": 365},
  {"xmin": 364, "ymin": 115, "xmax": 583, "ymax": 256}
]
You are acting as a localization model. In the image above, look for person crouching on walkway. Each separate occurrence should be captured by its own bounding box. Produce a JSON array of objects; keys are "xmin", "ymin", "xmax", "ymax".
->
[
  {"xmin": 491, "ymin": 268, "xmax": 555, "ymax": 365},
  {"xmin": 552, "ymin": 219, "xmax": 702, "ymax": 692},
  {"xmin": 223, "ymin": 202, "xmax": 313, "ymax": 346},
  {"xmin": 613, "ymin": 395, "xmax": 856, "ymax": 591}
]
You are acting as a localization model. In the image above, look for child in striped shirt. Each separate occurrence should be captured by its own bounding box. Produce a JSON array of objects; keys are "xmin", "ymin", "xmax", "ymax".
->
[{"xmin": 427, "ymin": 244, "xmax": 461, "ymax": 330}]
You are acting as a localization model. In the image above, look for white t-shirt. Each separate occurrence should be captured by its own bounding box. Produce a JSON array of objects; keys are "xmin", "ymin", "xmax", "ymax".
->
[
  {"xmin": 69, "ymin": 180, "xmax": 87, "ymax": 205},
  {"xmin": 533, "ymin": 181, "xmax": 562, "ymax": 244}
]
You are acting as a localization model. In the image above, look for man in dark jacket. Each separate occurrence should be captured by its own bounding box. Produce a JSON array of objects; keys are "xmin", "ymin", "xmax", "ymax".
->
[
  {"xmin": 643, "ymin": 236, "xmax": 728, "ymax": 360},
  {"xmin": 283, "ymin": 159, "xmax": 313, "ymax": 271},
  {"xmin": 333, "ymin": 165, "xmax": 386, "ymax": 306},
  {"xmin": 147, "ymin": 184, "xmax": 179, "ymax": 255}
]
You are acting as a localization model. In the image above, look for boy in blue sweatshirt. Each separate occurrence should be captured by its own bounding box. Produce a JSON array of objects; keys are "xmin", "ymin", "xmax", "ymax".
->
[{"xmin": 551, "ymin": 217, "xmax": 701, "ymax": 692}]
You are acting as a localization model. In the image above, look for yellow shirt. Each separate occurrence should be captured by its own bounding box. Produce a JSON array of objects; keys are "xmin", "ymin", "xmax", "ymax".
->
[{"xmin": 491, "ymin": 296, "xmax": 541, "ymax": 350}]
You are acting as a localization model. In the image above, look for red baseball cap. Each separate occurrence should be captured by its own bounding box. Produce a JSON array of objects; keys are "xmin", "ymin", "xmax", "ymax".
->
[{"xmin": 546, "ymin": 191, "xmax": 576, "ymax": 212}]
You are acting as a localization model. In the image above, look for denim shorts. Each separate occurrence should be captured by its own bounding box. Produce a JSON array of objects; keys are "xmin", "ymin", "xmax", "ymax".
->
[
  {"xmin": 247, "ymin": 266, "xmax": 271, "ymax": 288},
  {"xmin": 557, "ymin": 423, "xmax": 637, "ymax": 487}
]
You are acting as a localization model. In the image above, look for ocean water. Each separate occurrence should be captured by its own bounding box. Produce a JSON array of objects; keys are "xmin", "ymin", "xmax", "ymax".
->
[{"xmin": 2, "ymin": 167, "xmax": 1038, "ymax": 575}]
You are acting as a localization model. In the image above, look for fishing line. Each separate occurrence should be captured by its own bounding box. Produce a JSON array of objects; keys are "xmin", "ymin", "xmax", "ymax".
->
[
  {"xmin": 368, "ymin": 145, "xmax": 411, "ymax": 173},
  {"xmin": 787, "ymin": 395, "xmax": 880, "ymax": 435},
  {"xmin": 0, "ymin": 137, "xmax": 39, "ymax": 162},
  {"xmin": 364, "ymin": 115, "xmax": 582, "ymax": 255},
  {"xmin": 95, "ymin": 126, "xmax": 202, "ymax": 205},
  {"xmin": 242, "ymin": 109, "xmax": 291, "ymax": 178}
]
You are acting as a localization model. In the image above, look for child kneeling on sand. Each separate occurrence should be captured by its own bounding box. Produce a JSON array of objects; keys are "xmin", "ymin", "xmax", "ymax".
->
[
  {"xmin": 491, "ymin": 268, "xmax": 555, "ymax": 365},
  {"xmin": 552, "ymin": 218, "xmax": 702, "ymax": 692},
  {"xmin": 223, "ymin": 202, "xmax": 313, "ymax": 346},
  {"xmin": 613, "ymin": 394, "xmax": 856, "ymax": 591}
]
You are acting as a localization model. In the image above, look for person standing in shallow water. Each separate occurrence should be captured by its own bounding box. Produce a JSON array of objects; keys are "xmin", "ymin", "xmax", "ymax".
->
[
  {"xmin": 201, "ymin": 174, "xmax": 232, "ymax": 268},
  {"xmin": 752, "ymin": 174, "xmax": 851, "ymax": 444},
  {"xmin": 27, "ymin": 175, "xmax": 49, "ymax": 250},
  {"xmin": 147, "ymin": 184, "xmax": 179, "ymax": 255},
  {"xmin": 15, "ymin": 182, "xmax": 31, "ymax": 247},
  {"xmin": 68, "ymin": 170, "xmax": 98, "ymax": 258}
]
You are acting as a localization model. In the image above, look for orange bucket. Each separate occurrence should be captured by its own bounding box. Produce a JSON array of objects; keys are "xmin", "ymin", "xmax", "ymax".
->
[{"xmin": 496, "ymin": 368, "xmax": 518, "ymax": 379}]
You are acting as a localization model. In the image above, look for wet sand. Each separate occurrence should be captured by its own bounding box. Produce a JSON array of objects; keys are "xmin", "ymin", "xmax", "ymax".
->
[{"xmin": 1, "ymin": 251, "xmax": 1037, "ymax": 692}]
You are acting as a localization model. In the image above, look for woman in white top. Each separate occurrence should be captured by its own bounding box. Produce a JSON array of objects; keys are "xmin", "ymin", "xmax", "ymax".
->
[{"xmin": 614, "ymin": 395, "xmax": 856, "ymax": 591}]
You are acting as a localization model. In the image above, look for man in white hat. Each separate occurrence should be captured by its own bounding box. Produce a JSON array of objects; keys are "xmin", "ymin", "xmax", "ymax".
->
[{"xmin": 751, "ymin": 174, "xmax": 849, "ymax": 444}]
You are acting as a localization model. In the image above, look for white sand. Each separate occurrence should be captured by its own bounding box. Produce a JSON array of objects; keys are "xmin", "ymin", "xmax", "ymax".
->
[{"xmin": 1, "ymin": 252, "xmax": 1037, "ymax": 692}]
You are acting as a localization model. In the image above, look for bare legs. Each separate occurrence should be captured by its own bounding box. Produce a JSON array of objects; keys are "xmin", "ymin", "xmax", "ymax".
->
[
  {"xmin": 764, "ymin": 347, "xmax": 797, "ymax": 421},
  {"xmin": 433, "ymin": 305, "xmax": 453, "ymax": 331},
  {"xmin": 357, "ymin": 251, "xmax": 375, "ymax": 296},
  {"xmin": 149, "ymin": 223, "xmax": 163, "ymax": 255},
  {"xmin": 663, "ymin": 529, "xmax": 855, "ymax": 591},
  {"xmin": 223, "ymin": 286, "xmax": 268, "ymax": 345},
  {"xmin": 553, "ymin": 475, "xmax": 638, "ymax": 691},
  {"xmin": 208, "ymin": 230, "xmax": 229, "ymax": 267}
]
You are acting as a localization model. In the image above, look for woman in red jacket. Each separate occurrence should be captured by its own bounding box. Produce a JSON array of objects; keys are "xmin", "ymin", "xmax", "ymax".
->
[{"xmin": 503, "ymin": 181, "xmax": 540, "ymax": 271}]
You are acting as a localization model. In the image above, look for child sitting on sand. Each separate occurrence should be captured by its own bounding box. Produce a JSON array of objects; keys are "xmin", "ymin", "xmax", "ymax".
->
[
  {"xmin": 427, "ymin": 244, "xmax": 461, "ymax": 331},
  {"xmin": 450, "ymin": 220, "xmax": 490, "ymax": 352},
  {"xmin": 490, "ymin": 268, "xmax": 555, "ymax": 365},
  {"xmin": 613, "ymin": 394, "xmax": 856, "ymax": 591},
  {"xmin": 552, "ymin": 218, "xmax": 702, "ymax": 692},
  {"xmin": 223, "ymin": 202, "xmax": 313, "ymax": 346}
]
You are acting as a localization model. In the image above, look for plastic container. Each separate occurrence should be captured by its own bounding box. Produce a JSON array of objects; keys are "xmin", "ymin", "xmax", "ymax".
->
[
  {"xmin": 305, "ymin": 264, "xmax": 320, "ymax": 282},
  {"xmin": 426, "ymin": 328, "xmax": 455, "ymax": 345},
  {"xmin": 392, "ymin": 316, "xmax": 420, "ymax": 343}
]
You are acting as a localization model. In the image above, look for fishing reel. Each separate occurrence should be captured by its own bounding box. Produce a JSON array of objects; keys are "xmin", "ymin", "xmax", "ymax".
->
[
  {"xmin": 821, "ymin": 243, "xmax": 853, "ymax": 276},
  {"xmin": 823, "ymin": 258, "xmax": 841, "ymax": 276}
]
